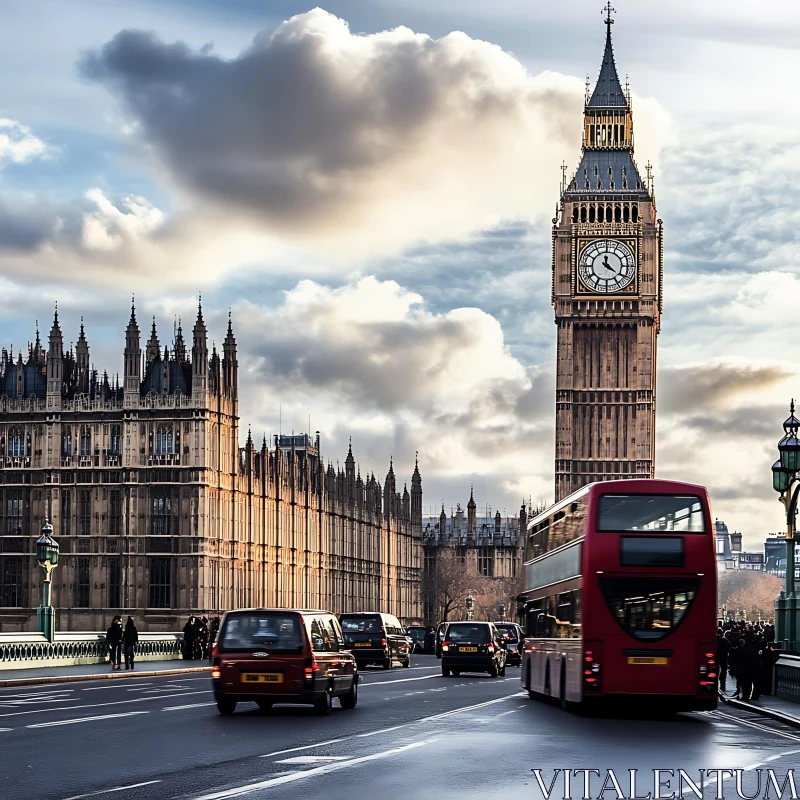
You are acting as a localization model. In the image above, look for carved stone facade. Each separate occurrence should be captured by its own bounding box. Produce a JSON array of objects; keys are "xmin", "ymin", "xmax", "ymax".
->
[
  {"xmin": 0, "ymin": 304, "xmax": 422, "ymax": 631},
  {"xmin": 553, "ymin": 14, "xmax": 662, "ymax": 501}
]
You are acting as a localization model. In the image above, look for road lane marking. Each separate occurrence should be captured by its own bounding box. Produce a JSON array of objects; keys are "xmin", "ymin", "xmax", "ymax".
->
[
  {"xmin": 83, "ymin": 683, "xmax": 154, "ymax": 691},
  {"xmin": 356, "ymin": 725, "xmax": 407, "ymax": 738},
  {"xmin": 0, "ymin": 727, "xmax": 12, "ymax": 731},
  {"xmin": 194, "ymin": 740, "xmax": 436, "ymax": 799},
  {"xmin": 360, "ymin": 675, "xmax": 440, "ymax": 686},
  {"xmin": 162, "ymin": 702, "xmax": 216, "ymax": 711},
  {"xmin": 415, "ymin": 692, "xmax": 524, "ymax": 723},
  {"xmin": 275, "ymin": 756, "xmax": 350, "ymax": 764},
  {"xmin": 711, "ymin": 711, "xmax": 800, "ymax": 742},
  {"xmin": 27, "ymin": 711, "xmax": 150, "ymax": 728},
  {"xmin": 61, "ymin": 779, "xmax": 162, "ymax": 799},
  {"xmin": 495, "ymin": 709, "xmax": 518, "ymax": 717},
  {"xmin": 0, "ymin": 690, "xmax": 207, "ymax": 719},
  {"xmin": 260, "ymin": 738, "xmax": 345, "ymax": 758}
]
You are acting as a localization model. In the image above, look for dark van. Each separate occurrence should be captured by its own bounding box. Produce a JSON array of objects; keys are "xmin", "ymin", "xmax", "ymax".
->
[
  {"xmin": 212, "ymin": 609, "xmax": 358, "ymax": 716},
  {"xmin": 339, "ymin": 612, "xmax": 411, "ymax": 669},
  {"xmin": 441, "ymin": 621, "xmax": 507, "ymax": 678}
]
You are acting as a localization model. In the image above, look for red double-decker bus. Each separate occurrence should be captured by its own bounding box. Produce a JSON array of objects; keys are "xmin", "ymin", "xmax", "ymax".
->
[{"xmin": 519, "ymin": 479, "xmax": 718, "ymax": 711}]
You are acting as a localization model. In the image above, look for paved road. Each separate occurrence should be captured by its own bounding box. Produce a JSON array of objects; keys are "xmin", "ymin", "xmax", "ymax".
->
[{"xmin": 3, "ymin": 656, "xmax": 799, "ymax": 800}]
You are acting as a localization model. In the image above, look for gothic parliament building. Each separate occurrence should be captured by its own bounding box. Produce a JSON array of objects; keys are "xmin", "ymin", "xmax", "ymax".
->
[
  {"xmin": 0, "ymin": 304, "xmax": 423, "ymax": 630},
  {"xmin": 553, "ymin": 11, "xmax": 662, "ymax": 500}
]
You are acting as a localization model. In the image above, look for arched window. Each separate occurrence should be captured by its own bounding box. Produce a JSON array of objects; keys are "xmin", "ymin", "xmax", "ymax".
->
[
  {"xmin": 632, "ymin": 204, "xmax": 639, "ymax": 223},
  {"xmin": 615, "ymin": 205, "xmax": 622, "ymax": 223},
  {"xmin": 580, "ymin": 206, "xmax": 587, "ymax": 223},
  {"xmin": 156, "ymin": 426, "xmax": 174, "ymax": 455},
  {"xmin": 572, "ymin": 207, "xmax": 579, "ymax": 224},
  {"xmin": 623, "ymin": 205, "xmax": 630, "ymax": 223},
  {"xmin": 598, "ymin": 205, "xmax": 604, "ymax": 223},
  {"xmin": 8, "ymin": 428, "xmax": 25, "ymax": 459},
  {"xmin": 589, "ymin": 206, "xmax": 596, "ymax": 223},
  {"xmin": 79, "ymin": 425, "xmax": 91, "ymax": 457},
  {"xmin": 110, "ymin": 425, "xmax": 121, "ymax": 456},
  {"xmin": 62, "ymin": 426, "xmax": 72, "ymax": 458}
]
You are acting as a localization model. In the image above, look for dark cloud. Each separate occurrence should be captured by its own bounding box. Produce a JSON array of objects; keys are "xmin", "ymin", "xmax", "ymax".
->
[
  {"xmin": 80, "ymin": 9, "xmax": 582, "ymax": 249},
  {"xmin": 658, "ymin": 362, "xmax": 791, "ymax": 415}
]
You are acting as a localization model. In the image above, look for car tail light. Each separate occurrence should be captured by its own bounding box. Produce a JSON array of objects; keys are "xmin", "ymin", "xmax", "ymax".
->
[
  {"xmin": 381, "ymin": 639, "xmax": 387, "ymax": 648},
  {"xmin": 442, "ymin": 641, "xmax": 449, "ymax": 652},
  {"xmin": 488, "ymin": 643, "xmax": 495, "ymax": 652},
  {"xmin": 211, "ymin": 644, "xmax": 218, "ymax": 657},
  {"xmin": 211, "ymin": 659, "xmax": 221, "ymax": 680},
  {"xmin": 304, "ymin": 656, "xmax": 318, "ymax": 682},
  {"xmin": 583, "ymin": 641, "xmax": 602, "ymax": 693},
  {"xmin": 698, "ymin": 644, "xmax": 717, "ymax": 694}
]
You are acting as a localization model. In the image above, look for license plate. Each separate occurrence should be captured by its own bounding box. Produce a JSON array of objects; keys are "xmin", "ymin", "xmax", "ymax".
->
[
  {"xmin": 242, "ymin": 672, "xmax": 283, "ymax": 683},
  {"xmin": 627, "ymin": 657, "xmax": 668, "ymax": 665},
  {"xmin": 355, "ymin": 642, "xmax": 371, "ymax": 647},
  {"xmin": 460, "ymin": 646, "xmax": 478, "ymax": 652}
]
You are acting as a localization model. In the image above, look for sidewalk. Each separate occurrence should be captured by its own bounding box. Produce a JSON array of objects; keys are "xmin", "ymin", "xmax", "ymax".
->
[
  {"xmin": 0, "ymin": 659, "xmax": 210, "ymax": 688},
  {"xmin": 721, "ymin": 691, "xmax": 800, "ymax": 729}
]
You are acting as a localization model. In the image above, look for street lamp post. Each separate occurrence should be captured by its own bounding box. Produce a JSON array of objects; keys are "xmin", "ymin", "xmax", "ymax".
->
[
  {"xmin": 771, "ymin": 400, "xmax": 800, "ymax": 652},
  {"xmin": 498, "ymin": 604, "xmax": 506, "ymax": 622},
  {"xmin": 466, "ymin": 594, "xmax": 474, "ymax": 621},
  {"xmin": 35, "ymin": 520, "xmax": 59, "ymax": 643}
]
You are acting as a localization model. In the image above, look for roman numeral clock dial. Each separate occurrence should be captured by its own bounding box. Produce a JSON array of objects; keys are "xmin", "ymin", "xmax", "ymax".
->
[{"xmin": 578, "ymin": 240, "xmax": 636, "ymax": 294}]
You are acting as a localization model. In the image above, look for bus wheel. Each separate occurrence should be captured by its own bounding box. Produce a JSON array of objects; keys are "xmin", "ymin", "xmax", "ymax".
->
[{"xmin": 526, "ymin": 664, "xmax": 536, "ymax": 700}]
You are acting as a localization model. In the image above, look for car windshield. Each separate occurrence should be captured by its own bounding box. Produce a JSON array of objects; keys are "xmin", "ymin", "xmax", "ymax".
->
[
  {"xmin": 495, "ymin": 625, "xmax": 519, "ymax": 641},
  {"xmin": 446, "ymin": 624, "xmax": 491, "ymax": 643},
  {"xmin": 219, "ymin": 612, "xmax": 304, "ymax": 652},
  {"xmin": 408, "ymin": 628, "xmax": 426, "ymax": 641},
  {"xmin": 340, "ymin": 615, "xmax": 383, "ymax": 634}
]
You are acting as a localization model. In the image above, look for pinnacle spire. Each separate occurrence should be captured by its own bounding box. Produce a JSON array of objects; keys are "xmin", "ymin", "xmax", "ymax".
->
[{"xmin": 587, "ymin": 6, "xmax": 627, "ymax": 109}]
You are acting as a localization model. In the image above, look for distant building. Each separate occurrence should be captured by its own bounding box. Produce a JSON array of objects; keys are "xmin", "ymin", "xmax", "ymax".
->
[
  {"xmin": 715, "ymin": 520, "xmax": 763, "ymax": 571},
  {"xmin": 765, "ymin": 534, "xmax": 800, "ymax": 579}
]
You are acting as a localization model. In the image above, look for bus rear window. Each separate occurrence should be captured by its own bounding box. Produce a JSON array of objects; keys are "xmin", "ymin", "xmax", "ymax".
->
[
  {"xmin": 600, "ymin": 577, "xmax": 699, "ymax": 642},
  {"xmin": 597, "ymin": 495, "xmax": 705, "ymax": 533}
]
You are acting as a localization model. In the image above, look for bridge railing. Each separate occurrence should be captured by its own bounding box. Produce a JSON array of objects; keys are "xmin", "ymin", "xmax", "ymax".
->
[{"xmin": 0, "ymin": 632, "xmax": 184, "ymax": 671}]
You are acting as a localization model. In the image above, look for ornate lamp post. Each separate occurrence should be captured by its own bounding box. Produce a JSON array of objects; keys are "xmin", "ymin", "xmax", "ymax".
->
[
  {"xmin": 772, "ymin": 400, "xmax": 800, "ymax": 652},
  {"xmin": 498, "ymin": 603, "xmax": 506, "ymax": 622},
  {"xmin": 35, "ymin": 520, "xmax": 59, "ymax": 643},
  {"xmin": 465, "ymin": 593, "xmax": 474, "ymax": 621}
]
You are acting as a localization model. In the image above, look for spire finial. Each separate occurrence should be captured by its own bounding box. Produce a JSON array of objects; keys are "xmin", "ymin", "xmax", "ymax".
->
[
  {"xmin": 603, "ymin": 1, "xmax": 615, "ymax": 26},
  {"xmin": 792, "ymin": 398, "xmax": 796, "ymax": 416},
  {"xmin": 54, "ymin": 301, "xmax": 58, "ymax": 323}
]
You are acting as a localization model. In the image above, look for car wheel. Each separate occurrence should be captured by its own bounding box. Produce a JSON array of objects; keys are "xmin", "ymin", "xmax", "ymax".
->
[
  {"xmin": 340, "ymin": 679, "xmax": 358, "ymax": 710},
  {"xmin": 442, "ymin": 665, "xmax": 451, "ymax": 677},
  {"xmin": 383, "ymin": 657, "xmax": 393, "ymax": 670},
  {"xmin": 314, "ymin": 689, "xmax": 333, "ymax": 716},
  {"xmin": 256, "ymin": 700, "xmax": 273, "ymax": 712},
  {"xmin": 216, "ymin": 697, "xmax": 237, "ymax": 716}
]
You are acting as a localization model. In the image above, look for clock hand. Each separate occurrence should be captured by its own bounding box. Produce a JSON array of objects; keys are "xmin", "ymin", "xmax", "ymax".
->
[{"xmin": 602, "ymin": 255, "xmax": 616, "ymax": 274}]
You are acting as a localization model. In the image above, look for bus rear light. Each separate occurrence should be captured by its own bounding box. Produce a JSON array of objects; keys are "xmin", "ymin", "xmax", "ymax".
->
[
  {"xmin": 583, "ymin": 641, "xmax": 603, "ymax": 692},
  {"xmin": 697, "ymin": 644, "xmax": 717, "ymax": 694}
]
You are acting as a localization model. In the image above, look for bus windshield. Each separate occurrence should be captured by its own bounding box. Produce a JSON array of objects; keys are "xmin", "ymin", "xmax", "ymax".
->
[{"xmin": 597, "ymin": 495, "xmax": 705, "ymax": 533}]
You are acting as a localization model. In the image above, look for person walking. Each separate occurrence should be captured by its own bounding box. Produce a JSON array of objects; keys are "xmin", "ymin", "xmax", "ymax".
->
[
  {"xmin": 183, "ymin": 616, "xmax": 197, "ymax": 660},
  {"xmin": 123, "ymin": 616, "xmax": 139, "ymax": 670},
  {"xmin": 716, "ymin": 628, "xmax": 730, "ymax": 694},
  {"xmin": 197, "ymin": 616, "xmax": 210, "ymax": 659},
  {"xmin": 106, "ymin": 616, "xmax": 123, "ymax": 670}
]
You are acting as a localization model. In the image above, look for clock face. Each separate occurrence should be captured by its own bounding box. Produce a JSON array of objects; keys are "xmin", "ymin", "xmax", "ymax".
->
[{"xmin": 578, "ymin": 240, "xmax": 636, "ymax": 294}]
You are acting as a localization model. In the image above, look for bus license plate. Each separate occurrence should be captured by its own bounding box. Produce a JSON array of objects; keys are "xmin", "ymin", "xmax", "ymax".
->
[
  {"xmin": 242, "ymin": 673, "xmax": 283, "ymax": 683},
  {"xmin": 460, "ymin": 647, "xmax": 478, "ymax": 652},
  {"xmin": 627, "ymin": 657, "xmax": 668, "ymax": 665}
]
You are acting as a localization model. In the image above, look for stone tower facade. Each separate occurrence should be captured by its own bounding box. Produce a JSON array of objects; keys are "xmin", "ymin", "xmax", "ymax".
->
[
  {"xmin": 553, "ymin": 11, "xmax": 663, "ymax": 501},
  {"xmin": 0, "ymin": 303, "xmax": 423, "ymax": 631}
]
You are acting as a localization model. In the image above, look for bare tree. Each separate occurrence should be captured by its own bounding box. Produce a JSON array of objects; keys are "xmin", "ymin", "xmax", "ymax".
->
[
  {"xmin": 422, "ymin": 549, "xmax": 487, "ymax": 623},
  {"xmin": 718, "ymin": 570, "xmax": 781, "ymax": 620}
]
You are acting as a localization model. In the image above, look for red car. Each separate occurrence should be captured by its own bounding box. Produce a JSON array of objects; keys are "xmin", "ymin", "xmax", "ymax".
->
[{"xmin": 212, "ymin": 608, "xmax": 358, "ymax": 716}]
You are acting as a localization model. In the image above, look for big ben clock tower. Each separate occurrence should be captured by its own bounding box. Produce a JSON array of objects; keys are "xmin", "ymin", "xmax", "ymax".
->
[{"xmin": 553, "ymin": 6, "xmax": 663, "ymax": 501}]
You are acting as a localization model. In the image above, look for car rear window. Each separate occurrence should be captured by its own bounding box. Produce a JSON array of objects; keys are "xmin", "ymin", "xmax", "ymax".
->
[
  {"xmin": 495, "ymin": 625, "xmax": 519, "ymax": 641},
  {"xmin": 446, "ymin": 623, "xmax": 491, "ymax": 643},
  {"xmin": 408, "ymin": 628, "xmax": 426, "ymax": 641},
  {"xmin": 340, "ymin": 615, "xmax": 383, "ymax": 634},
  {"xmin": 219, "ymin": 612, "xmax": 305, "ymax": 652}
]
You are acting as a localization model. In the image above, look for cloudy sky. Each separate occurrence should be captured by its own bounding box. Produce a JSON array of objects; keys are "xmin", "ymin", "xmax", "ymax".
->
[{"xmin": 0, "ymin": 0, "xmax": 797, "ymax": 546}]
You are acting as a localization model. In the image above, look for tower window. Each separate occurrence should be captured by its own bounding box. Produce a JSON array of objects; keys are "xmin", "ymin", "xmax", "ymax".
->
[
  {"xmin": 79, "ymin": 425, "xmax": 91, "ymax": 457},
  {"xmin": 8, "ymin": 428, "xmax": 25, "ymax": 459},
  {"xmin": 155, "ymin": 426, "xmax": 174, "ymax": 455},
  {"xmin": 62, "ymin": 426, "xmax": 72, "ymax": 458},
  {"xmin": 632, "ymin": 204, "xmax": 639, "ymax": 223},
  {"xmin": 78, "ymin": 488, "xmax": 91, "ymax": 535}
]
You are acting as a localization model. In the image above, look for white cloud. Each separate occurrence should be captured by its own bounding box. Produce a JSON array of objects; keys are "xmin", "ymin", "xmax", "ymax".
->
[{"xmin": 0, "ymin": 118, "xmax": 49, "ymax": 167}]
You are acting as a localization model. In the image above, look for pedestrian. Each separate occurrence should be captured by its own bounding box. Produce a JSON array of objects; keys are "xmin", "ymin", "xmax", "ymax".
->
[
  {"xmin": 210, "ymin": 616, "xmax": 221, "ymax": 645},
  {"xmin": 106, "ymin": 615, "xmax": 123, "ymax": 670},
  {"xmin": 197, "ymin": 616, "xmax": 209, "ymax": 659},
  {"xmin": 424, "ymin": 626, "xmax": 436, "ymax": 655},
  {"xmin": 729, "ymin": 638, "xmax": 745, "ymax": 698},
  {"xmin": 738, "ymin": 638, "xmax": 760, "ymax": 701},
  {"xmin": 183, "ymin": 616, "xmax": 197, "ymax": 660},
  {"xmin": 716, "ymin": 628, "xmax": 730, "ymax": 693},
  {"xmin": 123, "ymin": 616, "xmax": 139, "ymax": 670},
  {"xmin": 759, "ymin": 642, "xmax": 778, "ymax": 696}
]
